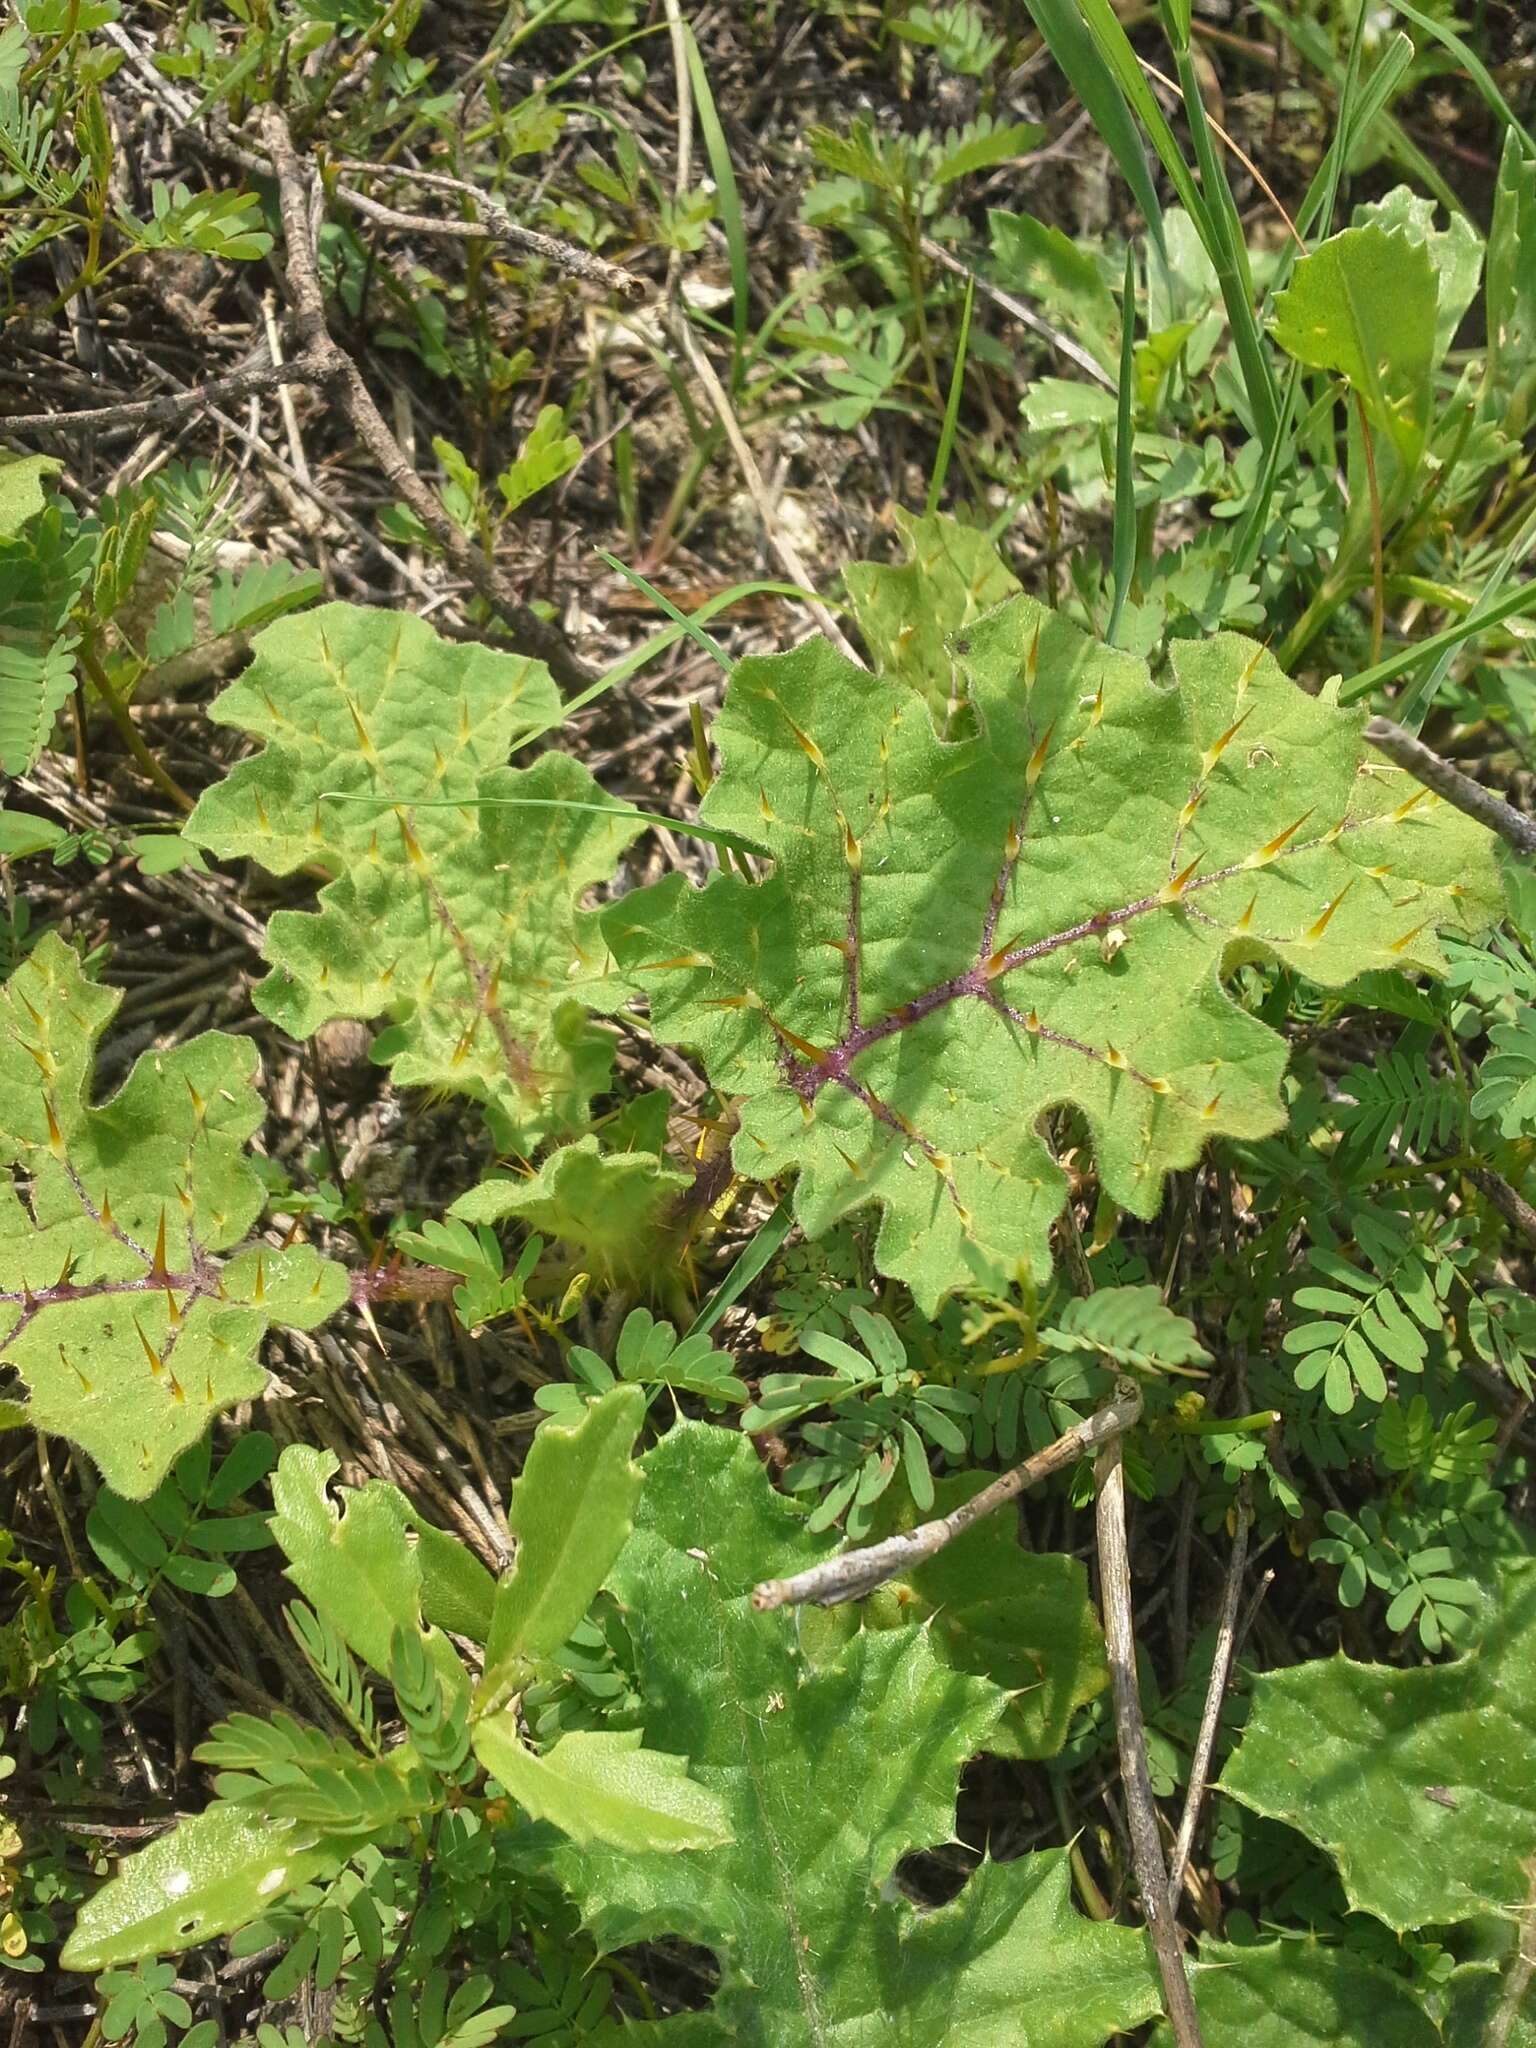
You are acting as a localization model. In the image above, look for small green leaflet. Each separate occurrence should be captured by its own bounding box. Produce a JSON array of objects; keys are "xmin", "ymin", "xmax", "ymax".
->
[{"xmin": 604, "ymin": 596, "xmax": 1500, "ymax": 1311}]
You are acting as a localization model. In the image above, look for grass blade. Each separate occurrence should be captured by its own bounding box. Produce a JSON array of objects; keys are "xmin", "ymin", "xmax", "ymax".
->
[
  {"xmin": 1388, "ymin": 0, "xmax": 1535, "ymax": 160},
  {"xmin": 1107, "ymin": 246, "xmax": 1138, "ymax": 648},
  {"xmin": 508, "ymin": 575, "xmax": 816, "ymax": 759},
  {"xmin": 1339, "ymin": 579, "xmax": 1536, "ymax": 704},
  {"xmin": 925, "ymin": 273, "xmax": 974, "ymax": 516},
  {"xmin": 683, "ymin": 23, "xmax": 750, "ymax": 387},
  {"xmin": 1021, "ymin": 0, "xmax": 1166, "ymax": 258}
]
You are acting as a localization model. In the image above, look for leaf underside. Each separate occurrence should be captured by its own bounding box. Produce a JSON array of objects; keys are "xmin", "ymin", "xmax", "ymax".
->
[{"xmin": 605, "ymin": 595, "xmax": 1499, "ymax": 1311}]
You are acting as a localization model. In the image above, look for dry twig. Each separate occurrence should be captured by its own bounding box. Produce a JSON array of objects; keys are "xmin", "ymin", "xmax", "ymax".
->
[
  {"xmin": 1366, "ymin": 716, "xmax": 1536, "ymax": 856},
  {"xmin": 752, "ymin": 1380, "xmax": 1143, "ymax": 1611},
  {"xmin": 1166, "ymin": 1485, "xmax": 1251, "ymax": 1907},
  {"xmin": 257, "ymin": 105, "xmax": 592, "ymax": 688},
  {"xmin": 1095, "ymin": 1428, "xmax": 1204, "ymax": 2046}
]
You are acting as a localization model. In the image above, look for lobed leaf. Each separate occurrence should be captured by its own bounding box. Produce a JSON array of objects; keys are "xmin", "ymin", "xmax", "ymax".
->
[
  {"xmin": 1220, "ymin": 1558, "xmax": 1536, "ymax": 1930},
  {"xmin": 1272, "ymin": 223, "xmax": 1436, "ymax": 476},
  {"xmin": 269, "ymin": 1447, "xmax": 468, "ymax": 1704},
  {"xmin": 186, "ymin": 604, "xmax": 645, "ymax": 1147},
  {"xmin": 476, "ymin": 1384, "xmax": 645, "ymax": 1710},
  {"xmin": 549, "ymin": 1422, "xmax": 1159, "ymax": 2044},
  {"xmin": 604, "ymin": 597, "xmax": 1499, "ymax": 1312},
  {"xmin": 1166, "ymin": 1939, "xmax": 1440, "ymax": 2046},
  {"xmin": 451, "ymin": 1136, "xmax": 690, "ymax": 1286},
  {"xmin": 864, "ymin": 1470, "xmax": 1108, "ymax": 1758},
  {"xmin": 842, "ymin": 509, "xmax": 1019, "ymax": 724},
  {"xmin": 0, "ymin": 938, "xmax": 346, "ymax": 1496}
]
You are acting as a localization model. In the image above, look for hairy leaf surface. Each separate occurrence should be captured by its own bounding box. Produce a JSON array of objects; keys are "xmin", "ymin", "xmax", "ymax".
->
[
  {"xmin": 186, "ymin": 604, "xmax": 645, "ymax": 1145},
  {"xmin": 0, "ymin": 938, "xmax": 346, "ymax": 1496},
  {"xmin": 60, "ymin": 1807, "xmax": 350, "ymax": 1971},
  {"xmin": 1220, "ymin": 1558, "xmax": 1536, "ymax": 1929},
  {"xmin": 605, "ymin": 599, "xmax": 1498, "ymax": 1309},
  {"xmin": 473, "ymin": 1722, "xmax": 730, "ymax": 1853},
  {"xmin": 1162, "ymin": 1940, "xmax": 1440, "ymax": 2046},
  {"xmin": 865, "ymin": 1470, "xmax": 1108, "ymax": 1757},
  {"xmin": 1273, "ymin": 224, "xmax": 1437, "ymax": 473},
  {"xmin": 269, "ymin": 1446, "xmax": 468, "ymax": 1703},
  {"xmin": 552, "ymin": 1423, "xmax": 1159, "ymax": 2044},
  {"xmin": 451, "ymin": 1136, "xmax": 690, "ymax": 1285},
  {"xmin": 477, "ymin": 1384, "xmax": 645, "ymax": 1708}
]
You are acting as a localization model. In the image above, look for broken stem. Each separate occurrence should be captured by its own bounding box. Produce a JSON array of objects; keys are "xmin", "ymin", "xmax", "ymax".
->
[{"xmin": 752, "ymin": 1379, "xmax": 1143, "ymax": 1612}]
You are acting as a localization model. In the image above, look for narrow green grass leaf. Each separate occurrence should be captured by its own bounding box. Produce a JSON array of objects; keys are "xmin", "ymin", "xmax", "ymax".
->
[
  {"xmin": 683, "ymin": 23, "xmax": 749, "ymax": 382},
  {"xmin": 1107, "ymin": 246, "xmax": 1137, "ymax": 648},
  {"xmin": 925, "ymin": 273, "xmax": 973, "ymax": 516},
  {"xmin": 1021, "ymin": 0, "xmax": 1167, "ymax": 256}
]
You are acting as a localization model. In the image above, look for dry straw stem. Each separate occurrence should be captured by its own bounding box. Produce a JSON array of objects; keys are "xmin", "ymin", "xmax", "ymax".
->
[
  {"xmin": 2, "ymin": 360, "xmax": 342, "ymax": 437},
  {"xmin": 921, "ymin": 236, "xmax": 1118, "ymax": 392},
  {"xmin": 256, "ymin": 105, "xmax": 592, "ymax": 690},
  {"xmin": 1365, "ymin": 716, "xmax": 1536, "ymax": 856},
  {"xmin": 752, "ymin": 1378, "xmax": 1144, "ymax": 1611},
  {"xmin": 1095, "ymin": 1428, "xmax": 1205, "ymax": 2047},
  {"xmin": 326, "ymin": 160, "xmax": 647, "ymax": 299},
  {"xmin": 1166, "ymin": 1483, "xmax": 1251, "ymax": 1907},
  {"xmin": 660, "ymin": 0, "xmax": 863, "ymax": 666}
]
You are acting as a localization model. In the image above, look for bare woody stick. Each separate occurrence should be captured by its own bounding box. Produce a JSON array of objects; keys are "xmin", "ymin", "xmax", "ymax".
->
[
  {"xmin": 327, "ymin": 161, "xmax": 647, "ymax": 300},
  {"xmin": 1365, "ymin": 716, "xmax": 1536, "ymax": 857},
  {"xmin": 1166, "ymin": 1485, "xmax": 1250, "ymax": 1909},
  {"xmin": 1095, "ymin": 1431, "xmax": 1205, "ymax": 2048},
  {"xmin": 257, "ymin": 106, "xmax": 592, "ymax": 691},
  {"xmin": 3, "ymin": 360, "xmax": 342, "ymax": 436},
  {"xmin": 752, "ymin": 1379, "xmax": 1143, "ymax": 1612}
]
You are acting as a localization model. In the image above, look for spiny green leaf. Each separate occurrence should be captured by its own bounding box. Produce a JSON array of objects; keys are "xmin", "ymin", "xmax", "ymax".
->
[
  {"xmin": 1272, "ymin": 223, "xmax": 1437, "ymax": 475},
  {"xmin": 842, "ymin": 510, "xmax": 1019, "ymax": 723},
  {"xmin": 549, "ymin": 1422, "xmax": 1159, "ymax": 2045},
  {"xmin": 59, "ymin": 1808, "xmax": 350, "ymax": 1970},
  {"xmin": 604, "ymin": 597, "xmax": 1499, "ymax": 1312},
  {"xmin": 1220, "ymin": 1558, "xmax": 1536, "ymax": 1929},
  {"xmin": 450, "ymin": 1136, "xmax": 690, "ymax": 1286},
  {"xmin": 472, "ymin": 1723, "xmax": 731, "ymax": 1853},
  {"xmin": 185, "ymin": 604, "xmax": 644, "ymax": 1147},
  {"xmin": 476, "ymin": 1384, "xmax": 645, "ymax": 1709},
  {"xmin": 0, "ymin": 938, "xmax": 346, "ymax": 1497}
]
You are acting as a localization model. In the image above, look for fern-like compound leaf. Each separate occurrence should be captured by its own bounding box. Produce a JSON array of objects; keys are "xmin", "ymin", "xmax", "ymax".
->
[
  {"xmin": 605, "ymin": 598, "xmax": 1500, "ymax": 1312},
  {"xmin": 186, "ymin": 604, "xmax": 646, "ymax": 1147},
  {"xmin": 0, "ymin": 937, "xmax": 347, "ymax": 1497}
]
